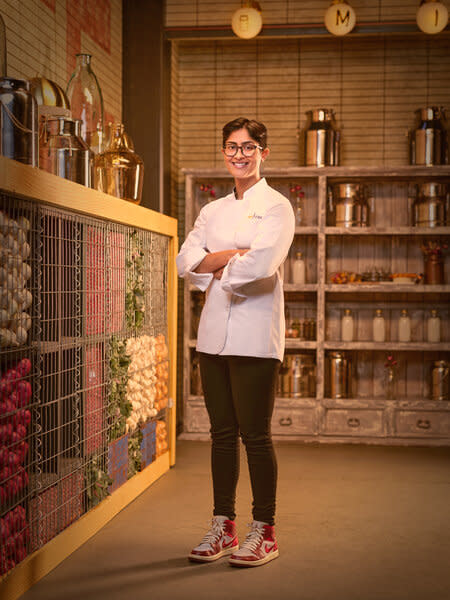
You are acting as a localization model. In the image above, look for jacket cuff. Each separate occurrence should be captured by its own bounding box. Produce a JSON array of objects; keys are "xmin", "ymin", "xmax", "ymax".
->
[
  {"xmin": 188, "ymin": 271, "xmax": 214, "ymax": 292},
  {"xmin": 220, "ymin": 254, "xmax": 247, "ymax": 297}
]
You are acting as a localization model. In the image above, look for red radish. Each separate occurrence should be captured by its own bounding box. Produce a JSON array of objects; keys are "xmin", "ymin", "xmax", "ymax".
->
[
  {"xmin": 0, "ymin": 423, "xmax": 13, "ymax": 443},
  {"xmin": 16, "ymin": 424, "xmax": 26, "ymax": 440},
  {"xmin": 0, "ymin": 517, "xmax": 10, "ymax": 540},
  {"xmin": 16, "ymin": 359, "xmax": 31, "ymax": 377},
  {"xmin": 0, "ymin": 378, "xmax": 12, "ymax": 398},
  {"xmin": 0, "ymin": 465, "xmax": 11, "ymax": 482},
  {"xmin": 0, "ymin": 486, "xmax": 6, "ymax": 504},
  {"xmin": 16, "ymin": 441, "xmax": 29, "ymax": 462},
  {"xmin": 0, "ymin": 447, "xmax": 9, "ymax": 467},
  {"xmin": 14, "ymin": 381, "xmax": 31, "ymax": 407},
  {"xmin": 0, "ymin": 399, "xmax": 15, "ymax": 416},
  {"xmin": 5, "ymin": 370, "xmax": 19, "ymax": 389},
  {"xmin": 13, "ymin": 409, "xmax": 31, "ymax": 428},
  {"xmin": 15, "ymin": 545, "xmax": 27, "ymax": 563},
  {"xmin": 7, "ymin": 451, "xmax": 19, "ymax": 469}
]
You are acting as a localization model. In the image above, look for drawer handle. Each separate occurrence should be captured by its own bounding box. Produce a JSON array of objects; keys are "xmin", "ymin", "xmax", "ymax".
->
[
  {"xmin": 416, "ymin": 419, "xmax": 431, "ymax": 430},
  {"xmin": 279, "ymin": 417, "xmax": 292, "ymax": 427},
  {"xmin": 347, "ymin": 417, "xmax": 360, "ymax": 428}
]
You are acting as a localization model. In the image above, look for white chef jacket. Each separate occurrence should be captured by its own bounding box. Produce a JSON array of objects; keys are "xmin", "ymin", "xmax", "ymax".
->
[{"xmin": 176, "ymin": 178, "xmax": 295, "ymax": 361}]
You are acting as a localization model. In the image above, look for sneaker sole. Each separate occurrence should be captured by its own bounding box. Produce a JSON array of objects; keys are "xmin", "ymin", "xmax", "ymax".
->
[
  {"xmin": 229, "ymin": 549, "xmax": 279, "ymax": 567},
  {"xmin": 188, "ymin": 545, "xmax": 238, "ymax": 563}
]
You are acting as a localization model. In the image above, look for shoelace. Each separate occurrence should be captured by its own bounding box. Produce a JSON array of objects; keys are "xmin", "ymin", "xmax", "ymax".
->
[
  {"xmin": 199, "ymin": 518, "xmax": 224, "ymax": 545},
  {"xmin": 240, "ymin": 523, "xmax": 264, "ymax": 552}
]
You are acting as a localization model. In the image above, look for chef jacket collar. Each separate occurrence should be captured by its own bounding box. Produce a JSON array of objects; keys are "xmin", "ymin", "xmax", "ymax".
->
[{"xmin": 233, "ymin": 177, "xmax": 268, "ymax": 200}]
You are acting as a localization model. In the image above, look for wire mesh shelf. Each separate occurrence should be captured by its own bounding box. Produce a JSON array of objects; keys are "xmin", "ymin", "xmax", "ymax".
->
[{"xmin": 0, "ymin": 192, "xmax": 170, "ymax": 576}]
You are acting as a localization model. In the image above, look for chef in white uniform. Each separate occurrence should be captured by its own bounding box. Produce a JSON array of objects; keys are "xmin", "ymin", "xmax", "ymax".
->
[{"xmin": 177, "ymin": 117, "xmax": 294, "ymax": 568}]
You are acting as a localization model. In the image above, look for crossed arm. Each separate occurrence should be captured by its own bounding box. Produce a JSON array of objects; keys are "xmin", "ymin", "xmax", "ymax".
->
[{"xmin": 194, "ymin": 249, "xmax": 249, "ymax": 279}]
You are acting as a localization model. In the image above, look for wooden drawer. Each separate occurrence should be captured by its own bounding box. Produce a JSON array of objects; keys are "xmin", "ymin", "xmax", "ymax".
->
[
  {"xmin": 322, "ymin": 408, "xmax": 385, "ymax": 437},
  {"xmin": 184, "ymin": 399, "xmax": 209, "ymax": 433},
  {"xmin": 394, "ymin": 410, "xmax": 450, "ymax": 437},
  {"xmin": 272, "ymin": 406, "xmax": 317, "ymax": 436}
]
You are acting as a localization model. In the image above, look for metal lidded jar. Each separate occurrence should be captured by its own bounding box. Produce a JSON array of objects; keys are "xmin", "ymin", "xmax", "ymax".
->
[
  {"xmin": 409, "ymin": 107, "xmax": 448, "ymax": 166},
  {"xmin": 329, "ymin": 182, "xmax": 370, "ymax": 227},
  {"xmin": 411, "ymin": 182, "xmax": 447, "ymax": 227},
  {"xmin": 278, "ymin": 354, "xmax": 316, "ymax": 398},
  {"xmin": 0, "ymin": 77, "xmax": 38, "ymax": 166},
  {"xmin": 39, "ymin": 116, "xmax": 91, "ymax": 187},
  {"xmin": 329, "ymin": 351, "xmax": 352, "ymax": 399},
  {"xmin": 303, "ymin": 108, "xmax": 340, "ymax": 167}
]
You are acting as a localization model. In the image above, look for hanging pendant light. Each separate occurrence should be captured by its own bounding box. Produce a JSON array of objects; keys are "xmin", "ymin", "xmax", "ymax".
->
[
  {"xmin": 324, "ymin": 0, "xmax": 356, "ymax": 36},
  {"xmin": 416, "ymin": 0, "xmax": 448, "ymax": 34},
  {"xmin": 231, "ymin": 1, "xmax": 263, "ymax": 39}
]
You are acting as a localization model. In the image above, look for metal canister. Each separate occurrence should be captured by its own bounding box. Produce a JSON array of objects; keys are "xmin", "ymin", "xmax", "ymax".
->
[
  {"xmin": 329, "ymin": 352, "xmax": 352, "ymax": 398},
  {"xmin": 412, "ymin": 182, "xmax": 447, "ymax": 227},
  {"xmin": 409, "ymin": 107, "xmax": 448, "ymax": 166},
  {"xmin": 279, "ymin": 354, "xmax": 315, "ymax": 398},
  {"xmin": 431, "ymin": 360, "xmax": 449, "ymax": 401},
  {"xmin": 303, "ymin": 108, "xmax": 340, "ymax": 167},
  {"xmin": 330, "ymin": 183, "xmax": 370, "ymax": 227},
  {"xmin": 0, "ymin": 77, "xmax": 38, "ymax": 166},
  {"xmin": 39, "ymin": 116, "xmax": 91, "ymax": 186}
]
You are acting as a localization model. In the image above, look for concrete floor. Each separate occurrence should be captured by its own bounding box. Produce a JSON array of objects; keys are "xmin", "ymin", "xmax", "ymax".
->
[{"xmin": 17, "ymin": 441, "xmax": 450, "ymax": 600}]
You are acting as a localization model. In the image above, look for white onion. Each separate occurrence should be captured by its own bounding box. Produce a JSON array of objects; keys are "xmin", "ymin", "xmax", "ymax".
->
[
  {"xmin": 15, "ymin": 326, "xmax": 28, "ymax": 345},
  {"xmin": 17, "ymin": 216, "xmax": 30, "ymax": 231},
  {"xmin": 21, "ymin": 242, "xmax": 31, "ymax": 259}
]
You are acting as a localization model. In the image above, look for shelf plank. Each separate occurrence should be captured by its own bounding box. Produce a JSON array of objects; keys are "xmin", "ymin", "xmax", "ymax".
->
[
  {"xmin": 325, "ymin": 226, "xmax": 450, "ymax": 236},
  {"xmin": 325, "ymin": 284, "xmax": 450, "ymax": 293},
  {"xmin": 284, "ymin": 283, "xmax": 318, "ymax": 292},
  {"xmin": 323, "ymin": 397, "xmax": 450, "ymax": 410},
  {"xmin": 295, "ymin": 226, "xmax": 319, "ymax": 235},
  {"xmin": 324, "ymin": 342, "xmax": 450, "ymax": 351},
  {"xmin": 285, "ymin": 340, "xmax": 317, "ymax": 349}
]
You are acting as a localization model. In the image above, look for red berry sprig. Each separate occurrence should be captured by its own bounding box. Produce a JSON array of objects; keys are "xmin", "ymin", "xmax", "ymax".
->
[{"xmin": 199, "ymin": 184, "xmax": 216, "ymax": 199}]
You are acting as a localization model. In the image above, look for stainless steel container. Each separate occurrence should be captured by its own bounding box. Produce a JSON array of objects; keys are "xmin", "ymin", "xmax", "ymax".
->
[
  {"xmin": 329, "ymin": 183, "xmax": 370, "ymax": 227},
  {"xmin": 303, "ymin": 108, "xmax": 340, "ymax": 167},
  {"xmin": 279, "ymin": 354, "xmax": 316, "ymax": 398},
  {"xmin": 411, "ymin": 182, "xmax": 447, "ymax": 227},
  {"xmin": 409, "ymin": 107, "xmax": 448, "ymax": 166},
  {"xmin": 0, "ymin": 77, "xmax": 38, "ymax": 166},
  {"xmin": 39, "ymin": 116, "xmax": 91, "ymax": 186},
  {"xmin": 431, "ymin": 360, "xmax": 448, "ymax": 401},
  {"xmin": 329, "ymin": 352, "xmax": 352, "ymax": 398}
]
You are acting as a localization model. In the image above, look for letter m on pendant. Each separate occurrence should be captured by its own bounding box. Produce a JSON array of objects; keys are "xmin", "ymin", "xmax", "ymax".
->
[{"xmin": 336, "ymin": 8, "xmax": 350, "ymax": 26}]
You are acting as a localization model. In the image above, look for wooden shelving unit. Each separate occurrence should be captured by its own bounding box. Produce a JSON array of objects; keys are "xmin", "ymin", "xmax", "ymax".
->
[{"xmin": 180, "ymin": 166, "xmax": 450, "ymax": 445}]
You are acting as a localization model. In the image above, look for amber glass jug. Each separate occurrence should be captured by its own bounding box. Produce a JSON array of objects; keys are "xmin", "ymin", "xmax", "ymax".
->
[{"xmin": 94, "ymin": 123, "xmax": 144, "ymax": 204}]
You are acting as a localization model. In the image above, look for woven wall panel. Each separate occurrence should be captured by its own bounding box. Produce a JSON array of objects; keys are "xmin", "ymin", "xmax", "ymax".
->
[
  {"xmin": 166, "ymin": 0, "xmax": 424, "ymax": 27},
  {"xmin": 171, "ymin": 35, "xmax": 450, "ymax": 176}
]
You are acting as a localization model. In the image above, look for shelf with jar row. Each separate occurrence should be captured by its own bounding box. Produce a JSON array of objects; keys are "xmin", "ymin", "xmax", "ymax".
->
[{"xmin": 181, "ymin": 166, "xmax": 450, "ymax": 445}]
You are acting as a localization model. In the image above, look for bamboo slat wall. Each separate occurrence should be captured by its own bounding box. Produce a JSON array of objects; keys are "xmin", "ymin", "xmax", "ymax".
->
[{"xmin": 169, "ymin": 2, "xmax": 450, "ymax": 219}]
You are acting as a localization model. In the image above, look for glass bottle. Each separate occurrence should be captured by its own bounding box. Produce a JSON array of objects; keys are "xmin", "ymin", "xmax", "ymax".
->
[
  {"xmin": 0, "ymin": 11, "xmax": 6, "ymax": 77},
  {"xmin": 373, "ymin": 309, "xmax": 386, "ymax": 342},
  {"xmin": 341, "ymin": 308, "xmax": 354, "ymax": 342},
  {"xmin": 66, "ymin": 53, "xmax": 104, "ymax": 154},
  {"xmin": 294, "ymin": 194, "xmax": 304, "ymax": 226},
  {"xmin": 427, "ymin": 309, "xmax": 441, "ymax": 343},
  {"xmin": 94, "ymin": 123, "xmax": 144, "ymax": 204},
  {"xmin": 291, "ymin": 251, "xmax": 306, "ymax": 284},
  {"xmin": 398, "ymin": 309, "xmax": 411, "ymax": 342}
]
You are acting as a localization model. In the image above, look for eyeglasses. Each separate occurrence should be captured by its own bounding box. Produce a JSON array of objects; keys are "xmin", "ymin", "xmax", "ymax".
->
[{"xmin": 223, "ymin": 142, "xmax": 263, "ymax": 157}]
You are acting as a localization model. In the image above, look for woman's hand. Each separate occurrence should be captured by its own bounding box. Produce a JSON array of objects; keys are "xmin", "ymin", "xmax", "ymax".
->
[{"xmin": 213, "ymin": 267, "xmax": 224, "ymax": 280}]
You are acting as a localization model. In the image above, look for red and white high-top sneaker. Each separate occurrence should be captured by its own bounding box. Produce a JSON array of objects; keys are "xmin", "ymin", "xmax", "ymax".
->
[
  {"xmin": 229, "ymin": 521, "xmax": 279, "ymax": 567},
  {"xmin": 189, "ymin": 516, "xmax": 239, "ymax": 562}
]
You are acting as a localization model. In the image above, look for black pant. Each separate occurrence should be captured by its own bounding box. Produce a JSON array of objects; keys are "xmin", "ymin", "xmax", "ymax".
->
[{"xmin": 198, "ymin": 352, "xmax": 280, "ymax": 526}]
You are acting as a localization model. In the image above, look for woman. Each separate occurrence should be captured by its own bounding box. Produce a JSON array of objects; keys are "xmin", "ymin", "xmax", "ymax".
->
[{"xmin": 176, "ymin": 117, "xmax": 294, "ymax": 568}]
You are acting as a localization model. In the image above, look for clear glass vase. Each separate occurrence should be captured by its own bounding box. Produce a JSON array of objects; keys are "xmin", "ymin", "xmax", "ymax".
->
[
  {"xmin": 66, "ymin": 53, "xmax": 104, "ymax": 154},
  {"xmin": 0, "ymin": 11, "xmax": 6, "ymax": 77},
  {"xmin": 94, "ymin": 123, "xmax": 144, "ymax": 204}
]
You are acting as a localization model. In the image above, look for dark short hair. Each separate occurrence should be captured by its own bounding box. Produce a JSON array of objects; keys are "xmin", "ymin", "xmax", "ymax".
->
[{"xmin": 222, "ymin": 117, "xmax": 267, "ymax": 149}]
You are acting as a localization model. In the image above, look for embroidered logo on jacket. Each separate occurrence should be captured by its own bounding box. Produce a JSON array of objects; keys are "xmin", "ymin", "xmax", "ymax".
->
[{"xmin": 247, "ymin": 212, "xmax": 263, "ymax": 221}]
